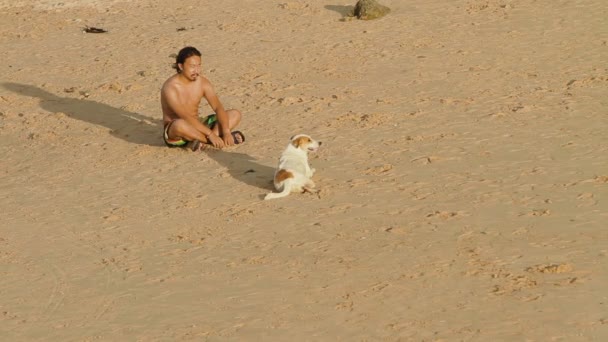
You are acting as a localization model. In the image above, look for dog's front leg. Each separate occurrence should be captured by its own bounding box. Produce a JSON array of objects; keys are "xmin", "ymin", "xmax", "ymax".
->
[
  {"xmin": 306, "ymin": 164, "xmax": 315, "ymax": 178},
  {"xmin": 302, "ymin": 184, "xmax": 320, "ymax": 199},
  {"xmin": 302, "ymin": 180, "xmax": 318, "ymax": 193}
]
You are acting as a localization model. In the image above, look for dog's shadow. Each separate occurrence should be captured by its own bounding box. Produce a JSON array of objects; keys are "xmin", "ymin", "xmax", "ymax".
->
[
  {"xmin": 207, "ymin": 150, "xmax": 276, "ymax": 196},
  {"xmin": 2, "ymin": 82, "xmax": 162, "ymax": 146}
]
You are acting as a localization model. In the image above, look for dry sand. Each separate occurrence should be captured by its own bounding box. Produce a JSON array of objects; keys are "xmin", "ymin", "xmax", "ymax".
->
[{"xmin": 1, "ymin": 0, "xmax": 607, "ymax": 340}]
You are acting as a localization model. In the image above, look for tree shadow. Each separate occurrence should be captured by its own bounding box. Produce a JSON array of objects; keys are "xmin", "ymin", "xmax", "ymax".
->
[
  {"xmin": 206, "ymin": 149, "xmax": 276, "ymax": 197},
  {"xmin": 325, "ymin": 4, "xmax": 355, "ymax": 17},
  {"xmin": 2, "ymin": 82, "xmax": 162, "ymax": 146}
]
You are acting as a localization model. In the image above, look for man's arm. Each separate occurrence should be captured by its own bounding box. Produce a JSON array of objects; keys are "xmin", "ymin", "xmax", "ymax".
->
[{"xmin": 202, "ymin": 80, "xmax": 235, "ymax": 145}]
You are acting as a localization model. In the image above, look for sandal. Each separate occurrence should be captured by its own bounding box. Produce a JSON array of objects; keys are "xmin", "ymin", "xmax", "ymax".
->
[
  {"xmin": 231, "ymin": 131, "xmax": 245, "ymax": 144},
  {"xmin": 188, "ymin": 140, "xmax": 202, "ymax": 151}
]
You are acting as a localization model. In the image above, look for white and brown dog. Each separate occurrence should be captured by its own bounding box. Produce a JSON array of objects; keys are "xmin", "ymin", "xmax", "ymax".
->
[{"xmin": 264, "ymin": 134, "xmax": 321, "ymax": 200}]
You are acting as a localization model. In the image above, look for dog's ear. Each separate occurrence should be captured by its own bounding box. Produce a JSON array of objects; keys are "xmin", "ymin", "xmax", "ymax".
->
[{"xmin": 292, "ymin": 135, "xmax": 311, "ymax": 148}]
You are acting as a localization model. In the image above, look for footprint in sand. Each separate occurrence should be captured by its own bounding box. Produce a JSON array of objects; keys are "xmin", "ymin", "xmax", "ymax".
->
[
  {"xmin": 328, "ymin": 112, "xmax": 390, "ymax": 129},
  {"xmin": 566, "ymin": 75, "xmax": 608, "ymax": 90},
  {"xmin": 363, "ymin": 163, "xmax": 393, "ymax": 175},
  {"xmin": 491, "ymin": 274, "xmax": 538, "ymax": 295},
  {"xmin": 525, "ymin": 263, "xmax": 573, "ymax": 274},
  {"xmin": 594, "ymin": 175, "xmax": 608, "ymax": 183},
  {"xmin": 410, "ymin": 156, "xmax": 439, "ymax": 165},
  {"xmin": 465, "ymin": 0, "xmax": 515, "ymax": 14},
  {"xmin": 426, "ymin": 210, "xmax": 466, "ymax": 220},
  {"xmin": 576, "ymin": 192, "xmax": 597, "ymax": 207},
  {"xmin": 525, "ymin": 263, "xmax": 580, "ymax": 286},
  {"xmin": 522, "ymin": 209, "xmax": 551, "ymax": 217}
]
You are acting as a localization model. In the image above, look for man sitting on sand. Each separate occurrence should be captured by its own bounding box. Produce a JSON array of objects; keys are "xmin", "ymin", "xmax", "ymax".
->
[{"xmin": 161, "ymin": 46, "xmax": 244, "ymax": 151}]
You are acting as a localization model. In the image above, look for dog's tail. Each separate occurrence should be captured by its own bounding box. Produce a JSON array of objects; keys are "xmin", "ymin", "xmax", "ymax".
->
[{"xmin": 264, "ymin": 180, "xmax": 293, "ymax": 200}]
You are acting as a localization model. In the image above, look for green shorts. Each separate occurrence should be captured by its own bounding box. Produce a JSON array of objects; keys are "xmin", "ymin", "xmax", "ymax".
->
[
  {"xmin": 202, "ymin": 114, "xmax": 217, "ymax": 128},
  {"xmin": 163, "ymin": 114, "xmax": 217, "ymax": 148}
]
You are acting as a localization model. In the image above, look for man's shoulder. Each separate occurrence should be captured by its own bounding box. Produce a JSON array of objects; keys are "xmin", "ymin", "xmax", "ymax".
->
[
  {"xmin": 162, "ymin": 76, "xmax": 189, "ymax": 100},
  {"xmin": 161, "ymin": 74, "xmax": 180, "ymax": 90},
  {"xmin": 163, "ymin": 74, "xmax": 208, "ymax": 89},
  {"xmin": 201, "ymin": 75, "xmax": 214, "ymax": 87},
  {"xmin": 198, "ymin": 76, "xmax": 214, "ymax": 95}
]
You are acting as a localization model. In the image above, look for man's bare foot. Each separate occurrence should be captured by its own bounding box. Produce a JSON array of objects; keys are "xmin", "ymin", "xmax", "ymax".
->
[{"xmin": 225, "ymin": 131, "xmax": 245, "ymax": 146}]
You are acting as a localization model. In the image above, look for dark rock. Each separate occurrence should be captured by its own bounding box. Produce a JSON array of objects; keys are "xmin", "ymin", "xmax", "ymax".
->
[{"xmin": 353, "ymin": 0, "xmax": 390, "ymax": 20}]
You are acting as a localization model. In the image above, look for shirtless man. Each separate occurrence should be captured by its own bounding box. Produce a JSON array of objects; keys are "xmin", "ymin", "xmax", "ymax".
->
[{"xmin": 161, "ymin": 46, "xmax": 244, "ymax": 151}]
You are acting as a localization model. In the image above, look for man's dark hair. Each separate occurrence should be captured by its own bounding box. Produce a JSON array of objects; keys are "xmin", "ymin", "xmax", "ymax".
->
[{"xmin": 173, "ymin": 46, "xmax": 201, "ymax": 73}]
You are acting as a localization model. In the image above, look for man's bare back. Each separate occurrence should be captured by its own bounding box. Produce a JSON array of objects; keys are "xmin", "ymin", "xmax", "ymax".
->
[{"xmin": 161, "ymin": 46, "xmax": 243, "ymax": 150}]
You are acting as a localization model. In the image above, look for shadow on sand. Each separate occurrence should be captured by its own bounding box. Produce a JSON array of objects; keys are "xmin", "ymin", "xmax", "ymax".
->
[
  {"xmin": 2, "ymin": 82, "xmax": 162, "ymax": 146},
  {"xmin": 206, "ymin": 149, "xmax": 276, "ymax": 195},
  {"xmin": 3, "ymin": 82, "xmax": 277, "ymax": 191},
  {"xmin": 325, "ymin": 4, "xmax": 354, "ymax": 17}
]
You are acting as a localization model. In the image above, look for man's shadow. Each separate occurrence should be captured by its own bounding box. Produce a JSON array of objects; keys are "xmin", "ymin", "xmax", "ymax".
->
[
  {"xmin": 2, "ymin": 82, "xmax": 162, "ymax": 146},
  {"xmin": 206, "ymin": 149, "xmax": 277, "ymax": 195}
]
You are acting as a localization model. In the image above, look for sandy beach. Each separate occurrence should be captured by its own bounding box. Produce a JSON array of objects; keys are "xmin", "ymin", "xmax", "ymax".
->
[{"xmin": 1, "ymin": 0, "xmax": 607, "ymax": 340}]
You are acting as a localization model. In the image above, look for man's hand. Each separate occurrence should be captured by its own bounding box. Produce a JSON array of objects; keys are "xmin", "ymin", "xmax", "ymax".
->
[
  {"xmin": 222, "ymin": 130, "xmax": 235, "ymax": 146},
  {"xmin": 207, "ymin": 133, "xmax": 225, "ymax": 148}
]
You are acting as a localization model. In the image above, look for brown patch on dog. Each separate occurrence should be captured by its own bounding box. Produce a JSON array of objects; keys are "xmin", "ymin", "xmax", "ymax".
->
[
  {"xmin": 291, "ymin": 136, "xmax": 311, "ymax": 148},
  {"xmin": 275, "ymin": 169, "xmax": 294, "ymax": 183}
]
